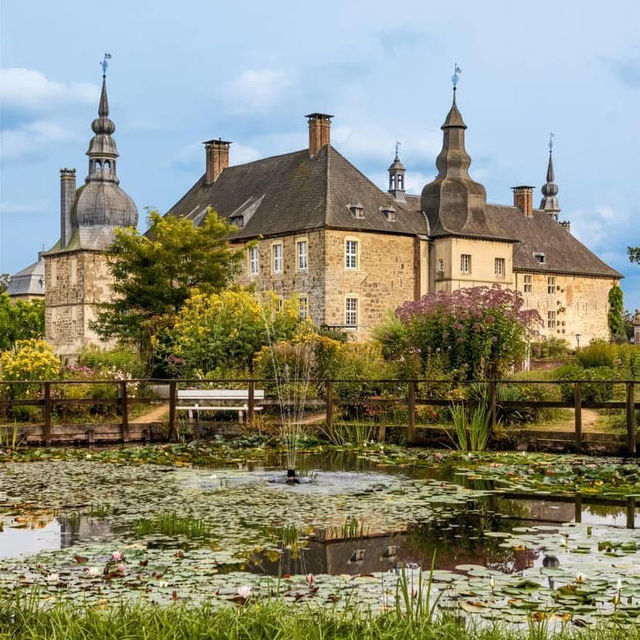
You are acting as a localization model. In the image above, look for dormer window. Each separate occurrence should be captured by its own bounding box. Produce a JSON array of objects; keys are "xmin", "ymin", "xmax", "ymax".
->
[
  {"xmin": 348, "ymin": 203, "xmax": 365, "ymax": 219},
  {"xmin": 381, "ymin": 207, "xmax": 396, "ymax": 222},
  {"xmin": 533, "ymin": 252, "xmax": 546, "ymax": 264},
  {"xmin": 230, "ymin": 215, "xmax": 244, "ymax": 228}
]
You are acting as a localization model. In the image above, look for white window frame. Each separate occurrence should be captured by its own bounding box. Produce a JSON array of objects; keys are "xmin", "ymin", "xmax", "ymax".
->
[
  {"xmin": 345, "ymin": 296, "xmax": 358, "ymax": 327},
  {"xmin": 460, "ymin": 254, "xmax": 471, "ymax": 274},
  {"xmin": 523, "ymin": 274, "xmax": 532, "ymax": 293},
  {"xmin": 272, "ymin": 242, "xmax": 283, "ymax": 274},
  {"xmin": 547, "ymin": 276, "xmax": 556, "ymax": 295},
  {"xmin": 249, "ymin": 246, "xmax": 259, "ymax": 275},
  {"xmin": 298, "ymin": 294, "xmax": 308, "ymax": 320},
  {"xmin": 494, "ymin": 257, "xmax": 505, "ymax": 278},
  {"xmin": 297, "ymin": 239, "xmax": 308, "ymax": 271},
  {"xmin": 345, "ymin": 239, "xmax": 359, "ymax": 270},
  {"xmin": 547, "ymin": 310, "xmax": 556, "ymax": 329}
]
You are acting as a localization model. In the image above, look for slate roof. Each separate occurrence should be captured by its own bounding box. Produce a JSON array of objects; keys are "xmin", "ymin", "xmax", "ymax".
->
[
  {"xmin": 168, "ymin": 146, "xmax": 426, "ymax": 237},
  {"xmin": 168, "ymin": 145, "xmax": 620, "ymax": 280},
  {"xmin": 6, "ymin": 258, "xmax": 45, "ymax": 297}
]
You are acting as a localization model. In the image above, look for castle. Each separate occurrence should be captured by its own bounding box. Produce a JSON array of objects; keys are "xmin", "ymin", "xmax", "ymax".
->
[{"xmin": 10, "ymin": 69, "xmax": 621, "ymax": 359}]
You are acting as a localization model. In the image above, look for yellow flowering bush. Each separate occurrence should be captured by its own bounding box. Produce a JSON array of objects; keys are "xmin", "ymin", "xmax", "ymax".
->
[{"xmin": 0, "ymin": 339, "xmax": 61, "ymax": 382}]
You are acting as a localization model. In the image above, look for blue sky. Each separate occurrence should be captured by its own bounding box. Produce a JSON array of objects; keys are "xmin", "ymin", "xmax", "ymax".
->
[{"xmin": 1, "ymin": 0, "xmax": 639, "ymax": 309}]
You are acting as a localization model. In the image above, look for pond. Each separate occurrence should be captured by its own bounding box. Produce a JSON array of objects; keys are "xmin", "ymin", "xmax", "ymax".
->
[{"xmin": 0, "ymin": 447, "xmax": 639, "ymax": 629}]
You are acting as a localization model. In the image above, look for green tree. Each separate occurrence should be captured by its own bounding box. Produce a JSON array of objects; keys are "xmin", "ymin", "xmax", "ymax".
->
[
  {"xmin": 628, "ymin": 247, "xmax": 640, "ymax": 264},
  {"xmin": 0, "ymin": 293, "xmax": 45, "ymax": 351},
  {"xmin": 92, "ymin": 209, "xmax": 244, "ymax": 365},
  {"xmin": 168, "ymin": 291, "xmax": 308, "ymax": 376},
  {"xmin": 607, "ymin": 285, "xmax": 624, "ymax": 339},
  {"xmin": 0, "ymin": 274, "xmax": 10, "ymax": 293}
]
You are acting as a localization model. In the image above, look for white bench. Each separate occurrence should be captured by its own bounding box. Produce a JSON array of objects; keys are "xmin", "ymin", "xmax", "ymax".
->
[{"xmin": 176, "ymin": 389, "xmax": 264, "ymax": 423}]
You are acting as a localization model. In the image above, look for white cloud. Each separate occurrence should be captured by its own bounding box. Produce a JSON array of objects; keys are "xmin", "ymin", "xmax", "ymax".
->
[
  {"xmin": 0, "ymin": 200, "xmax": 49, "ymax": 215},
  {"xmin": 0, "ymin": 68, "xmax": 98, "ymax": 111},
  {"xmin": 1, "ymin": 120, "xmax": 80, "ymax": 160},
  {"xmin": 225, "ymin": 70, "xmax": 292, "ymax": 110}
]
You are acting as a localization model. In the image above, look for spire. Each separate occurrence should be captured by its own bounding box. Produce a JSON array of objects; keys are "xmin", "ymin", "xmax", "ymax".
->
[
  {"xmin": 86, "ymin": 54, "xmax": 118, "ymax": 184},
  {"xmin": 388, "ymin": 141, "xmax": 406, "ymax": 201},
  {"xmin": 540, "ymin": 132, "xmax": 560, "ymax": 219},
  {"xmin": 421, "ymin": 67, "xmax": 492, "ymax": 238}
]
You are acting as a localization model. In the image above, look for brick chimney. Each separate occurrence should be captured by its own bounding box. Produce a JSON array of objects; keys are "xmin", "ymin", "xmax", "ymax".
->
[
  {"xmin": 512, "ymin": 186, "xmax": 534, "ymax": 218},
  {"xmin": 60, "ymin": 168, "xmax": 76, "ymax": 249},
  {"xmin": 204, "ymin": 139, "xmax": 231, "ymax": 184},
  {"xmin": 306, "ymin": 113, "xmax": 333, "ymax": 157}
]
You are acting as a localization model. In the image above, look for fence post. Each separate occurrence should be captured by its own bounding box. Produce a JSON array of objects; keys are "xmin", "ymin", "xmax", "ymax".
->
[
  {"xmin": 407, "ymin": 380, "xmax": 417, "ymax": 444},
  {"xmin": 248, "ymin": 379, "xmax": 255, "ymax": 425},
  {"xmin": 574, "ymin": 493, "xmax": 582, "ymax": 523},
  {"xmin": 168, "ymin": 381, "xmax": 177, "ymax": 442},
  {"xmin": 627, "ymin": 495, "xmax": 636, "ymax": 530},
  {"xmin": 574, "ymin": 382, "xmax": 582, "ymax": 451},
  {"xmin": 325, "ymin": 381, "xmax": 334, "ymax": 438},
  {"xmin": 43, "ymin": 382, "xmax": 51, "ymax": 446},
  {"xmin": 626, "ymin": 382, "xmax": 636, "ymax": 457},
  {"xmin": 488, "ymin": 380, "xmax": 497, "ymax": 429},
  {"xmin": 120, "ymin": 381, "xmax": 129, "ymax": 443}
]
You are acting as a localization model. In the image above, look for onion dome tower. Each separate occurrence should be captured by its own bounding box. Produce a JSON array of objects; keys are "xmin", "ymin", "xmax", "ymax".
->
[
  {"xmin": 540, "ymin": 134, "xmax": 560, "ymax": 220},
  {"xmin": 43, "ymin": 55, "xmax": 138, "ymax": 360}
]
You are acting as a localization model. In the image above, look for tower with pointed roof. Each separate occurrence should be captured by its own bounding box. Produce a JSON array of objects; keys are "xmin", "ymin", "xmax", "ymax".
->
[
  {"xmin": 540, "ymin": 135, "xmax": 560, "ymax": 220},
  {"xmin": 43, "ymin": 57, "xmax": 138, "ymax": 360},
  {"xmin": 388, "ymin": 143, "xmax": 406, "ymax": 201}
]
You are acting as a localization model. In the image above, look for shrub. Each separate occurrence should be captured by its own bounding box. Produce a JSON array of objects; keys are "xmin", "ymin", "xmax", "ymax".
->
[
  {"xmin": 382, "ymin": 287, "xmax": 541, "ymax": 380},
  {"xmin": 576, "ymin": 341, "xmax": 617, "ymax": 368},
  {"xmin": 530, "ymin": 336, "xmax": 569, "ymax": 360},
  {"xmin": 554, "ymin": 363, "xmax": 617, "ymax": 402},
  {"xmin": 0, "ymin": 339, "xmax": 60, "ymax": 384},
  {"xmin": 77, "ymin": 346, "xmax": 144, "ymax": 378}
]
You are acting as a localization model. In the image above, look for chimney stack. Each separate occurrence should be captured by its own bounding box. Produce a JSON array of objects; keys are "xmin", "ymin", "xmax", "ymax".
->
[
  {"xmin": 306, "ymin": 113, "xmax": 333, "ymax": 157},
  {"xmin": 512, "ymin": 186, "xmax": 534, "ymax": 218},
  {"xmin": 204, "ymin": 139, "xmax": 231, "ymax": 184},
  {"xmin": 60, "ymin": 168, "xmax": 76, "ymax": 249}
]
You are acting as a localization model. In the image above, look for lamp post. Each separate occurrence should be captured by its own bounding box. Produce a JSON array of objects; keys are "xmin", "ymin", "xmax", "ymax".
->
[{"xmin": 575, "ymin": 333, "xmax": 581, "ymax": 348}]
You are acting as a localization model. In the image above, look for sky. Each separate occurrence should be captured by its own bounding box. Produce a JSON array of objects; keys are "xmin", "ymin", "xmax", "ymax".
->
[{"xmin": 1, "ymin": 0, "xmax": 640, "ymax": 309}]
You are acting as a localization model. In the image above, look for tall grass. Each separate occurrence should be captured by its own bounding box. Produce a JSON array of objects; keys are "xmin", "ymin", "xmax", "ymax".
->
[
  {"xmin": 0, "ymin": 596, "xmax": 637, "ymax": 640},
  {"xmin": 132, "ymin": 513, "xmax": 211, "ymax": 539},
  {"xmin": 449, "ymin": 404, "xmax": 492, "ymax": 451}
]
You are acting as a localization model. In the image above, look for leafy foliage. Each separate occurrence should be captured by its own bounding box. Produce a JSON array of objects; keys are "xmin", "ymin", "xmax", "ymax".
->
[
  {"xmin": 628, "ymin": 246, "xmax": 640, "ymax": 264},
  {"xmin": 0, "ymin": 339, "xmax": 60, "ymax": 382},
  {"xmin": 380, "ymin": 287, "xmax": 541, "ymax": 380},
  {"xmin": 607, "ymin": 285, "xmax": 624, "ymax": 339},
  {"xmin": 168, "ymin": 291, "xmax": 308, "ymax": 376},
  {"xmin": 77, "ymin": 345, "xmax": 145, "ymax": 379},
  {"xmin": 0, "ymin": 293, "xmax": 45, "ymax": 351},
  {"xmin": 92, "ymin": 209, "xmax": 244, "ymax": 366},
  {"xmin": 0, "ymin": 274, "xmax": 10, "ymax": 293}
]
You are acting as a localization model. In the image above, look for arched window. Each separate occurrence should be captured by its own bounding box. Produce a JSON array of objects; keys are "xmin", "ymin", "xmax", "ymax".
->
[
  {"xmin": 104, "ymin": 160, "xmax": 111, "ymax": 171},
  {"xmin": 95, "ymin": 160, "xmax": 102, "ymax": 170}
]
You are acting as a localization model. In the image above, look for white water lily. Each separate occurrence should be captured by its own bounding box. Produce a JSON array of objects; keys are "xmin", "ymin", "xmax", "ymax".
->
[
  {"xmin": 87, "ymin": 566, "xmax": 101, "ymax": 577},
  {"xmin": 237, "ymin": 586, "xmax": 252, "ymax": 599},
  {"xmin": 575, "ymin": 573, "xmax": 586, "ymax": 583},
  {"xmin": 489, "ymin": 576, "xmax": 495, "ymax": 590},
  {"xmin": 617, "ymin": 578, "xmax": 623, "ymax": 591},
  {"xmin": 47, "ymin": 573, "xmax": 59, "ymax": 582}
]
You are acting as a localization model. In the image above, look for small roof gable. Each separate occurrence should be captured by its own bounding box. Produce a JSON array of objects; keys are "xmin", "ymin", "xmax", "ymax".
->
[
  {"xmin": 6, "ymin": 258, "xmax": 45, "ymax": 297},
  {"xmin": 487, "ymin": 204, "xmax": 622, "ymax": 278}
]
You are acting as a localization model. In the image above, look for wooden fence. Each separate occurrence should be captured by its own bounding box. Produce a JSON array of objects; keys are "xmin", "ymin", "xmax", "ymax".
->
[{"xmin": 0, "ymin": 378, "xmax": 637, "ymax": 455}]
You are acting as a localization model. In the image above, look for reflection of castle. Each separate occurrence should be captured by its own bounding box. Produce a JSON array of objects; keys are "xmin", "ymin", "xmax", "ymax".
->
[{"xmin": 59, "ymin": 516, "xmax": 112, "ymax": 548}]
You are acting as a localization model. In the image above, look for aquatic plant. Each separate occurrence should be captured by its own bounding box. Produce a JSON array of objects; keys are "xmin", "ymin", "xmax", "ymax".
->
[
  {"xmin": 132, "ymin": 513, "xmax": 212, "ymax": 540},
  {"xmin": 449, "ymin": 404, "xmax": 492, "ymax": 451}
]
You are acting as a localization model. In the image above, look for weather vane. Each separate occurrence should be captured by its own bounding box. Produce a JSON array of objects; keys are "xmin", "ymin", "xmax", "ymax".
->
[
  {"xmin": 100, "ymin": 53, "xmax": 112, "ymax": 77},
  {"xmin": 451, "ymin": 63, "xmax": 462, "ymax": 90},
  {"xmin": 549, "ymin": 131, "xmax": 554, "ymax": 152}
]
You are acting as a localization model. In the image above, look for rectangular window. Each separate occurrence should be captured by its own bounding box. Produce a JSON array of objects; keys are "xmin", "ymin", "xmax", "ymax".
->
[
  {"xmin": 547, "ymin": 310, "xmax": 556, "ymax": 329},
  {"xmin": 272, "ymin": 243, "xmax": 282, "ymax": 273},
  {"xmin": 460, "ymin": 254, "xmax": 471, "ymax": 274},
  {"xmin": 345, "ymin": 240, "xmax": 358, "ymax": 269},
  {"xmin": 524, "ymin": 274, "xmax": 532, "ymax": 293},
  {"xmin": 297, "ymin": 240, "xmax": 308, "ymax": 271},
  {"xmin": 345, "ymin": 297, "xmax": 358, "ymax": 327},
  {"xmin": 547, "ymin": 276, "xmax": 556, "ymax": 294},
  {"xmin": 494, "ymin": 257, "xmax": 505, "ymax": 277},
  {"xmin": 249, "ymin": 247, "xmax": 259, "ymax": 275},
  {"xmin": 298, "ymin": 294, "xmax": 308, "ymax": 320},
  {"xmin": 437, "ymin": 258, "xmax": 444, "ymax": 273}
]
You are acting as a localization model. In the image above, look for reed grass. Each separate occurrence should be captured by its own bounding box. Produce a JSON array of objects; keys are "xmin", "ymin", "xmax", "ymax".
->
[
  {"xmin": 0, "ymin": 596, "xmax": 637, "ymax": 640},
  {"xmin": 132, "ymin": 512, "xmax": 211, "ymax": 539}
]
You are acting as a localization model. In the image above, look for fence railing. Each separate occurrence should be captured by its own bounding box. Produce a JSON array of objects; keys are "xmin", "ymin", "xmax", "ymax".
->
[{"xmin": 0, "ymin": 378, "xmax": 637, "ymax": 455}]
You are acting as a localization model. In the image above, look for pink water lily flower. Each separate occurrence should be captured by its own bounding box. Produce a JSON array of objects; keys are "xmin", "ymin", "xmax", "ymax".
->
[
  {"xmin": 111, "ymin": 551, "xmax": 124, "ymax": 562},
  {"xmin": 237, "ymin": 586, "xmax": 252, "ymax": 600},
  {"xmin": 305, "ymin": 574, "xmax": 314, "ymax": 586},
  {"xmin": 117, "ymin": 563, "xmax": 126, "ymax": 574}
]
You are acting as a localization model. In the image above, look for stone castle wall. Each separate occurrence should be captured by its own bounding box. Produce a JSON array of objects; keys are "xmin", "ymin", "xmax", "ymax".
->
[{"xmin": 44, "ymin": 251, "xmax": 114, "ymax": 360}]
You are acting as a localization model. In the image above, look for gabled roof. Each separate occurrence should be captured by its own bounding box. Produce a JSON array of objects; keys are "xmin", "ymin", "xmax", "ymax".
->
[
  {"xmin": 6, "ymin": 258, "xmax": 45, "ymax": 297},
  {"xmin": 167, "ymin": 146, "xmax": 427, "ymax": 237},
  {"xmin": 486, "ymin": 204, "xmax": 622, "ymax": 278}
]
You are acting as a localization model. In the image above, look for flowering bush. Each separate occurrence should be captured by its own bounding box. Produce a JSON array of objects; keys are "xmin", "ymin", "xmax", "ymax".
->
[
  {"xmin": 387, "ymin": 287, "xmax": 541, "ymax": 380},
  {"xmin": 0, "ymin": 339, "xmax": 60, "ymax": 382}
]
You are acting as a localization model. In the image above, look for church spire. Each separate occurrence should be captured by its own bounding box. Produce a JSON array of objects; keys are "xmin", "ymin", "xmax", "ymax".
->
[
  {"xmin": 540, "ymin": 133, "xmax": 560, "ymax": 220},
  {"xmin": 388, "ymin": 141, "xmax": 406, "ymax": 201},
  {"xmin": 86, "ymin": 53, "xmax": 118, "ymax": 184}
]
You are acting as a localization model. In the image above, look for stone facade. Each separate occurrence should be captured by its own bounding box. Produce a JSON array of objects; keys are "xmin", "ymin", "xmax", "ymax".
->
[{"xmin": 44, "ymin": 251, "xmax": 114, "ymax": 361}]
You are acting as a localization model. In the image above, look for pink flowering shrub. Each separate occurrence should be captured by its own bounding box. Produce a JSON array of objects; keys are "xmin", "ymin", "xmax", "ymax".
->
[{"xmin": 391, "ymin": 287, "xmax": 541, "ymax": 380}]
